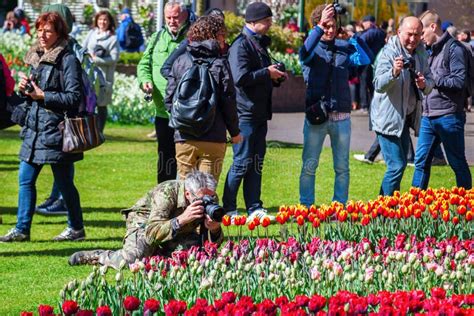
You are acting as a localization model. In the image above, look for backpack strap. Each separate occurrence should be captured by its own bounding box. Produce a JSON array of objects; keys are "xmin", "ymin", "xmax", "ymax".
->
[{"xmin": 148, "ymin": 30, "xmax": 163, "ymax": 73}]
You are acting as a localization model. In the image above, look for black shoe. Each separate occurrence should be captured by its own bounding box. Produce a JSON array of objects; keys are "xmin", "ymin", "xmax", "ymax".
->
[
  {"xmin": 53, "ymin": 227, "xmax": 85, "ymax": 241},
  {"xmin": 35, "ymin": 197, "xmax": 58, "ymax": 211},
  {"xmin": 37, "ymin": 198, "xmax": 68, "ymax": 215},
  {"xmin": 69, "ymin": 250, "xmax": 105, "ymax": 266},
  {"xmin": 0, "ymin": 228, "xmax": 30, "ymax": 242}
]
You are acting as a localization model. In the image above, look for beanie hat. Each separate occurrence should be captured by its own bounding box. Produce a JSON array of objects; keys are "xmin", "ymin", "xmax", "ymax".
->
[
  {"xmin": 13, "ymin": 7, "xmax": 25, "ymax": 20},
  {"xmin": 441, "ymin": 21, "xmax": 453, "ymax": 32},
  {"xmin": 362, "ymin": 15, "xmax": 375, "ymax": 23},
  {"xmin": 41, "ymin": 4, "xmax": 73, "ymax": 33},
  {"xmin": 121, "ymin": 8, "xmax": 131, "ymax": 15},
  {"xmin": 245, "ymin": 2, "xmax": 272, "ymax": 23}
]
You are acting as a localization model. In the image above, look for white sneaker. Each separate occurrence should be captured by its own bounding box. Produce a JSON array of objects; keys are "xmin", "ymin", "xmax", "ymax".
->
[
  {"xmin": 353, "ymin": 154, "xmax": 373, "ymax": 164},
  {"xmin": 247, "ymin": 209, "xmax": 275, "ymax": 224}
]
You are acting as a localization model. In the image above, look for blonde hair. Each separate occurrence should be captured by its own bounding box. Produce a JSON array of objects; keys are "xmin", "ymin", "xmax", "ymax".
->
[{"xmin": 419, "ymin": 10, "xmax": 441, "ymax": 28}]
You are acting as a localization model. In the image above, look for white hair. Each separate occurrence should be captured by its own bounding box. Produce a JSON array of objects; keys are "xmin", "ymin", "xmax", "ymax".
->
[
  {"xmin": 164, "ymin": 0, "xmax": 186, "ymax": 12},
  {"xmin": 184, "ymin": 170, "xmax": 217, "ymax": 194}
]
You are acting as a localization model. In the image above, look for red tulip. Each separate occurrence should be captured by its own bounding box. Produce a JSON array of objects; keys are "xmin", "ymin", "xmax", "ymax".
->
[
  {"xmin": 248, "ymin": 222, "xmax": 256, "ymax": 231},
  {"xmin": 222, "ymin": 215, "xmax": 231, "ymax": 226},
  {"xmin": 62, "ymin": 300, "xmax": 79, "ymax": 315},
  {"xmin": 38, "ymin": 305, "xmax": 54, "ymax": 316},
  {"xmin": 144, "ymin": 298, "xmax": 161, "ymax": 313},
  {"xmin": 457, "ymin": 205, "xmax": 467, "ymax": 215},
  {"xmin": 466, "ymin": 211, "xmax": 473, "ymax": 222},
  {"xmin": 96, "ymin": 306, "xmax": 112, "ymax": 316},
  {"xmin": 123, "ymin": 296, "xmax": 141, "ymax": 311},
  {"xmin": 452, "ymin": 216, "xmax": 460, "ymax": 225},
  {"xmin": 20, "ymin": 312, "xmax": 33, "ymax": 316},
  {"xmin": 312, "ymin": 218, "xmax": 320, "ymax": 228}
]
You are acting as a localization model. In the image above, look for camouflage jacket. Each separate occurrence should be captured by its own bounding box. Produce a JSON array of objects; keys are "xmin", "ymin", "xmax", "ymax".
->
[{"xmin": 122, "ymin": 180, "xmax": 223, "ymax": 256}]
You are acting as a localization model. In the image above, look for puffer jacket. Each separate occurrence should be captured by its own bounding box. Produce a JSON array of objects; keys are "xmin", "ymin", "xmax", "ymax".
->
[
  {"xmin": 370, "ymin": 36, "xmax": 434, "ymax": 137},
  {"xmin": 19, "ymin": 40, "xmax": 83, "ymax": 164},
  {"xmin": 164, "ymin": 40, "xmax": 239, "ymax": 143},
  {"xmin": 300, "ymin": 26, "xmax": 373, "ymax": 113}
]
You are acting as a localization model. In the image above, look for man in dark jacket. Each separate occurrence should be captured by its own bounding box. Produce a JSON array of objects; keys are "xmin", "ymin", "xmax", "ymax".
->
[
  {"xmin": 223, "ymin": 2, "xmax": 286, "ymax": 222},
  {"xmin": 359, "ymin": 15, "xmax": 385, "ymax": 111},
  {"xmin": 412, "ymin": 10, "xmax": 472, "ymax": 189}
]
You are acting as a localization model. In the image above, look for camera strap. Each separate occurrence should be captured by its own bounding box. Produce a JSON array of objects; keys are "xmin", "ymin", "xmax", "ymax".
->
[
  {"xmin": 243, "ymin": 33, "xmax": 272, "ymax": 68},
  {"xmin": 397, "ymin": 38, "xmax": 422, "ymax": 102},
  {"xmin": 323, "ymin": 43, "xmax": 337, "ymax": 100}
]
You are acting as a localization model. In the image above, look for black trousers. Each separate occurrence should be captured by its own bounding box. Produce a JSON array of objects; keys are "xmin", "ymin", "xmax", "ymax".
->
[
  {"xmin": 360, "ymin": 65, "xmax": 374, "ymax": 109},
  {"xmin": 97, "ymin": 106, "xmax": 107, "ymax": 133},
  {"xmin": 154, "ymin": 116, "xmax": 177, "ymax": 183}
]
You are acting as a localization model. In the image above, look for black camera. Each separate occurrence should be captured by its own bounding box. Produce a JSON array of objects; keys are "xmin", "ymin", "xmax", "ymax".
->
[
  {"xmin": 333, "ymin": 0, "xmax": 347, "ymax": 15},
  {"xmin": 402, "ymin": 57, "xmax": 419, "ymax": 78},
  {"xmin": 402, "ymin": 57, "xmax": 415, "ymax": 70},
  {"xmin": 274, "ymin": 62, "xmax": 286, "ymax": 83},
  {"xmin": 144, "ymin": 93, "xmax": 153, "ymax": 102},
  {"xmin": 24, "ymin": 80, "xmax": 35, "ymax": 93},
  {"xmin": 200, "ymin": 195, "xmax": 225, "ymax": 222}
]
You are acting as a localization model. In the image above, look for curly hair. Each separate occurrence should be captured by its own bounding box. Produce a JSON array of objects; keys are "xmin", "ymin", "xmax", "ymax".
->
[
  {"xmin": 310, "ymin": 4, "xmax": 326, "ymax": 28},
  {"xmin": 187, "ymin": 16, "xmax": 225, "ymax": 42}
]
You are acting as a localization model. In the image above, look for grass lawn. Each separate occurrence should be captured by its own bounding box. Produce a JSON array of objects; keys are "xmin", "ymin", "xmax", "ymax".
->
[{"xmin": 0, "ymin": 124, "xmax": 471, "ymax": 315}]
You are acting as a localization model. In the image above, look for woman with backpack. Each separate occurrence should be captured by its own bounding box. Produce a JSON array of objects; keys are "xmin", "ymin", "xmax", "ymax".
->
[
  {"xmin": 82, "ymin": 10, "xmax": 119, "ymax": 133},
  {"xmin": 164, "ymin": 15, "xmax": 241, "ymax": 182},
  {"xmin": 0, "ymin": 12, "xmax": 86, "ymax": 242}
]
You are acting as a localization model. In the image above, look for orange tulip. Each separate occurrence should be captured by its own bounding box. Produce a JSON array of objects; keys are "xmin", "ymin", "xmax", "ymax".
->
[
  {"xmin": 248, "ymin": 222, "xmax": 256, "ymax": 231},
  {"xmin": 466, "ymin": 211, "xmax": 473, "ymax": 222},
  {"xmin": 262, "ymin": 216, "xmax": 271, "ymax": 228},
  {"xmin": 452, "ymin": 216, "xmax": 460, "ymax": 225},
  {"xmin": 296, "ymin": 215, "xmax": 305, "ymax": 226},
  {"xmin": 457, "ymin": 205, "xmax": 467, "ymax": 216},
  {"xmin": 312, "ymin": 218, "xmax": 320, "ymax": 228}
]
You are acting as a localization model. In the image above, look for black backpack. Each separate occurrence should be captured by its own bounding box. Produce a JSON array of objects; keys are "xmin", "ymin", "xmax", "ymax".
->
[
  {"xmin": 124, "ymin": 21, "xmax": 144, "ymax": 50},
  {"xmin": 443, "ymin": 38, "xmax": 474, "ymax": 98},
  {"xmin": 168, "ymin": 53, "xmax": 218, "ymax": 137}
]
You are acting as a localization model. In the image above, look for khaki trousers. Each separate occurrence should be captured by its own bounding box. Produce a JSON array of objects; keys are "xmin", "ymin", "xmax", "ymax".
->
[{"xmin": 175, "ymin": 141, "xmax": 226, "ymax": 182}]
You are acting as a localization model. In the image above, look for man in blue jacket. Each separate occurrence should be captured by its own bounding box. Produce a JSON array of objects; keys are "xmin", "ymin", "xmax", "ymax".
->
[
  {"xmin": 412, "ymin": 10, "xmax": 471, "ymax": 189},
  {"xmin": 299, "ymin": 4, "xmax": 373, "ymax": 206},
  {"xmin": 116, "ymin": 8, "xmax": 143, "ymax": 52},
  {"xmin": 223, "ymin": 2, "xmax": 286, "ymax": 222}
]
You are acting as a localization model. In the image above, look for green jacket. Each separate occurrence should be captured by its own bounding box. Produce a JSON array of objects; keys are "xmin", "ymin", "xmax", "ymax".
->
[{"xmin": 137, "ymin": 25, "xmax": 189, "ymax": 118}]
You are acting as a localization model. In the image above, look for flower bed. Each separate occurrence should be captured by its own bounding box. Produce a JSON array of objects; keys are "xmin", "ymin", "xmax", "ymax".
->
[
  {"xmin": 23, "ymin": 289, "xmax": 474, "ymax": 315},
  {"xmin": 224, "ymin": 187, "xmax": 473, "ymax": 242},
  {"xmin": 44, "ymin": 235, "xmax": 473, "ymax": 314}
]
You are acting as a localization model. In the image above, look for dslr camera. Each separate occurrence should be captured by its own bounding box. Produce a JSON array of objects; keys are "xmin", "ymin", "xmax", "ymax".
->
[
  {"xmin": 199, "ymin": 195, "xmax": 225, "ymax": 222},
  {"xmin": 402, "ymin": 57, "xmax": 419, "ymax": 78},
  {"xmin": 274, "ymin": 61, "xmax": 286, "ymax": 83},
  {"xmin": 24, "ymin": 74, "xmax": 37, "ymax": 94},
  {"xmin": 333, "ymin": 0, "xmax": 347, "ymax": 15}
]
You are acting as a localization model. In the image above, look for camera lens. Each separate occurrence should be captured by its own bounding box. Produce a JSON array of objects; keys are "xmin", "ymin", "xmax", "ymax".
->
[
  {"xmin": 201, "ymin": 195, "xmax": 225, "ymax": 222},
  {"xmin": 25, "ymin": 81, "xmax": 34, "ymax": 93}
]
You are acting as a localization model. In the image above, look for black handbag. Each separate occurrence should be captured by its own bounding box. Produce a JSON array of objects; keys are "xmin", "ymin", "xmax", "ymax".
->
[{"xmin": 305, "ymin": 45, "xmax": 337, "ymax": 125}]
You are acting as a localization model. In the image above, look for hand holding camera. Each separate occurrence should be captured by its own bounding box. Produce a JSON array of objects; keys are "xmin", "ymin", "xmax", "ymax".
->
[
  {"xmin": 268, "ymin": 64, "xmax": 287, "ymax": 82},
  {"xmin": 178, "ymin": 199, "xmax": 205, "ymax": 226},
  {"xmin": 19, "ymin": 73, "xmax": 44, "ymax": 100},
  {"xmin": 142, "ymin": 82, "xmax": 153, "ymax": 102}
]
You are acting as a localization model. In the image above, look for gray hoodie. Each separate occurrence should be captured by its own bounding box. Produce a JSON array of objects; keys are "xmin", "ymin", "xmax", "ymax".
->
[
  {"xmin": 83, "ymin": 28, "xmax": 119, "ymax": 105},
  {"xmin": 370, "ymin": 36, "xmax": 434, "ymax": 137}
]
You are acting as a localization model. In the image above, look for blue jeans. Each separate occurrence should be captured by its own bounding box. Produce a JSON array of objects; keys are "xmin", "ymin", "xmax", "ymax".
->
[
  {"xmin": 223, "ymin": 121, "xmax": 267, "ymax": 213},
  {"xmin": 412, "ymin": 113, "xmax": 471, "ymax": 189},
  {"xmin": 299, "ymin": 118, "xmax": 351, "ymax": 206},
  {"xmin": 16, "ymin": 161, "xmax": 83, "ymax": 234},
  {"xmin": 377, "ymin": 125, "xmax": 410, "ymax": 196},
  {"xmin": 50, "ymin": 165, "xmax": 75, "ymax": 200}
]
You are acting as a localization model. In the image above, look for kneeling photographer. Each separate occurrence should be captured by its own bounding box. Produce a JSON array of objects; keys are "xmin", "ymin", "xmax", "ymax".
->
[
  {"xmin": 299, "ymin": 4, "xmax": 373, "ymax": 207},
  {"xmin": 69, "ymin": 170, "xmax": 224, "ymax": 269}
]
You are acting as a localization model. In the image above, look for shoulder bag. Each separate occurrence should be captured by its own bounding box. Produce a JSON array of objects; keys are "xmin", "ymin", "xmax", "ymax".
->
[{"xmin": 305, "ymin": 45, "xmax": 337, "ymax": 125}]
